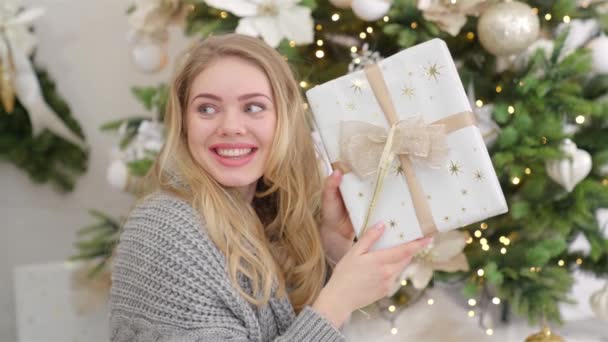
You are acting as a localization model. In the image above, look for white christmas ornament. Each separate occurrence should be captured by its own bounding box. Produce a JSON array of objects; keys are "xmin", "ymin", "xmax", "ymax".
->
[
  {"xmin": 130, "ymin": 38, "xmax": 169, "ymax": 73},
  {"xmin": 107, "ymin": 159, "xmax": 129, "ymax": 191},
  {"xmin": 600, "ymin": 163, "xmax": 608, "ymax": 176},
  {"xmin": 556, "ymin": 19, "xmax": 600, "ymax": 58},
  {"xmin": 586, "ymin": 34, "xmax": 608, "ymax": 74},
  {"xmin": 329, "ymin": 0, "xmax": 353, "ymax": 9},
  {"xmin": 477, "ymin": 1, "xmax": 540, "ymax": 56},
  {"xmin": 513, "ymin": 38, "xmax": 555, "ymax": 71},
  {"xmin": 590, "ymin": 283, "xmax": 608, "ymax": 320},
  {"xmin": 351, "ymin": 0, "xmax": 392, "ymax": 22},
  {"xmin": 467, "ymin": 82, "xmax": 500, "ymax": 147},
  {"xmin": 204, "ymin": 0, "xmax": 314, "ymax": 47},
  {"xmin": 545, "ymin": 139, "xmax": 592, "ymax": 192}
]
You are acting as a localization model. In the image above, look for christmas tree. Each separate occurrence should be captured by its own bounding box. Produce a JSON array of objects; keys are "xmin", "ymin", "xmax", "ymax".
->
[{"xmin": 76, "ymin": 0, "xmax": 608, "ymax": 329}]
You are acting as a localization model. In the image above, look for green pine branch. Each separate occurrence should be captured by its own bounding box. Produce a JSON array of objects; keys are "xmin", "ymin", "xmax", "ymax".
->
[{"xmin": 0, "ymin": 64, "xmax": 89, "ymax": 192}]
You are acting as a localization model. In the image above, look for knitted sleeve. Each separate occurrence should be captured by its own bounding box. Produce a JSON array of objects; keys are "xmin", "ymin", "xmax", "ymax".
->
[{"xmin": 109, "ymin": 192, "xmax": 345, "ymax": 342}]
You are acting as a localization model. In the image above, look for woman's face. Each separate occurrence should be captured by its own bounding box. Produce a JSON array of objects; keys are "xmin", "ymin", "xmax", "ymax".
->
[{"xmin": 185, "ymin": 56, "xmax": 277, "ymax": 189}]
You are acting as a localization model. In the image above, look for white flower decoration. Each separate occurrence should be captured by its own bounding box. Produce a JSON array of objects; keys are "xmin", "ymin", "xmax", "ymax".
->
[
  {"xmin": 0, "ymin": 0, "xmax": 43, "ymax": 56},
  {"xmin": 392, "ymin": 230, "xmax": 469, "ymax": 294},
  {"xmin": 204, "ymin": 0, "xmax": 314, "ymax": 47},
  {"xmin": 349, "ymin": 43, "xmax": 383, "ymax": 73},
  {"xmin": 127, "ymin": 0, "xmax": 186, "ymax": 40},
  {"xmin": 417, "ymin": 0, "xmax": 488, "ymax": 36}
]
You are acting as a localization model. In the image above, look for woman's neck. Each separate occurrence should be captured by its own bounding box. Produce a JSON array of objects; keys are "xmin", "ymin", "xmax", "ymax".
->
[{"xmin": 236, "ymin": 183, "xmax": 257, "ymax": 203}]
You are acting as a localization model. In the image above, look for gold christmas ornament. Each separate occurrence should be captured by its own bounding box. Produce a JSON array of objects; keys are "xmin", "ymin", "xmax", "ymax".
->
[
  {"xmin": 477, "ymin": 1, "xmax": 540, "ymax": 56},
  {"xmin": 524, "ymin": 326, "xmax": 565, "ymax": 342},
  {"xmin": 0, "ymin": 52, "xmax": 16, "ymax": 113}
]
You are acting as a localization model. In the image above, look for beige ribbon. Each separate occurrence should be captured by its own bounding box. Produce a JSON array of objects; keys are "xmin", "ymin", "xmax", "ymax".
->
[
  {"xmin": 332, "ymin": 64, "xmax": 476, "ymax": 237},
  {"xmin": 339, "ymin": 116, "xmax": 449, "ymax": 178}
]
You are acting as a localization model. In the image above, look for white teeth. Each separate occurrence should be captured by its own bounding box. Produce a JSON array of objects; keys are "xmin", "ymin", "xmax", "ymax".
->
[{"xmin": 216, "ymin": 148, "xmax": 252, "ymax": 157}]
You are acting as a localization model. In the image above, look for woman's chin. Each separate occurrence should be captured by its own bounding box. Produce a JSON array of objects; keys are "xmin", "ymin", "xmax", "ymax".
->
[{"xmin": 217, "ymin": 177, "xmax": 258, "ymax": 189}]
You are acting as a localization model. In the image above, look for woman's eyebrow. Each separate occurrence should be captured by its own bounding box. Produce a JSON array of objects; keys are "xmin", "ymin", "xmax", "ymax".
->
[
  {"xmin": 190, "ymin": 93, "xmax": 222, "ymax": 105},
  {"xmin": 238, "ymin": 93, "xmax": 272, "ymax": 101}
]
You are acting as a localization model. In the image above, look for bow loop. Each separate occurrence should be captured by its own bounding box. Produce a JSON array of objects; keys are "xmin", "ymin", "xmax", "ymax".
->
[{"xmin": 339, "ymin": 115, "xmax": 449, "ymax": 178}]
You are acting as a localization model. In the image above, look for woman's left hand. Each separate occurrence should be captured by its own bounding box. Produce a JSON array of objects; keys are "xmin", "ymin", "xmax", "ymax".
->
[{"xmin": 320, "ymin": 170, "xmax": 356, "ymax": 266}]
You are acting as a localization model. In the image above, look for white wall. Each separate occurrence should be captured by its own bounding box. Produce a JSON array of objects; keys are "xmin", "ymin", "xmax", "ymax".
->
[{"xmin": 1, "ymin": 1, "xmax": 190, "ymax": 340}]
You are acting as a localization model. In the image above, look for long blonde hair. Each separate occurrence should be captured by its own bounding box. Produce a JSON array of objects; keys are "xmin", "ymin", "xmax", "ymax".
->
[{"xmin": 152, "ymin": 33, "xmax": 327, "ymax": 313}]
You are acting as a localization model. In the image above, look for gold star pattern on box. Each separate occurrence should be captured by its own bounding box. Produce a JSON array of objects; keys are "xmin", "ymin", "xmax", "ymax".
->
[
  {"xmin": 399, "ymin": 233, "xmax": 405, "ymax": 240},
  {"xmin": 449, "ymin": 160, "xmax": 462, "ymax": 176},
  {"xmin": 389, "ymin": 219, "xmax": 398, "ymax": 229},
  {"xmin": 357, "ymin": 191, "xmax": 365, "ymax": 198},
  {"xmin": 393, "ymin": 163, "xmax": 405, "ymax": 176},
  {"xmin": 474, "ymin": 169, "xmax": 484, "ymax": 181},
  {"xmin": 423, "ymin": 62, "xmax": 443, "ymax": 81},
  {"xmin": 350, "ymin": 79, "xmax": 365, "ymax": 94},
  {"xmin": 461, "ymin": 189, "xmax": 468, "ymax": 196},
  {"xmin": 346, "ymin": 102, "xmax": 356, "ymax": 111},
  {"xmin": 401, "ymin": 85, "xmax": 415, "ymax": 99},
  {"xmin": 461, "ymin": 207, "xmax": 467, "ymax": 213}
]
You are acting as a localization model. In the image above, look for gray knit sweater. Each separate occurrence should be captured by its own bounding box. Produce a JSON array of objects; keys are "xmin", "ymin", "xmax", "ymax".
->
[{"xmin": 109, "ymin": 191, "xmax": 346, "ymax": 342}]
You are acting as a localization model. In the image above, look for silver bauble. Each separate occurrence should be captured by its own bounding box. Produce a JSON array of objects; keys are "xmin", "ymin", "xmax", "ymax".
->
[
  {"xmin": 477, "ymin": 1, "xmax": 540, "ymax": 56},
  {"xmin": 587, "ymin": 34, "xmax": 608, "ymax": 74},
  {"xmin": 351, "ymin": 0, "xmax": 392, "ymax": 22}
]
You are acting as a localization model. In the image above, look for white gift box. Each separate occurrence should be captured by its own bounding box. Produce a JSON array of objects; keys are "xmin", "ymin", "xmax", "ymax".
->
[
  {"xmin": 306, "ymin": 39, "xmax": 508, "ymax": 251},
  {"xmin": 13, "ymin": 261, "xmax": 110, "ymax": 342}
]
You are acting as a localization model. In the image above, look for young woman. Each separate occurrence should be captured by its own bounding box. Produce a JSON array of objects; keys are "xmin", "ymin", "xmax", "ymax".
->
[{"xmin": 109, "ymin": 33, "xmax": 431, "ymax": 341}]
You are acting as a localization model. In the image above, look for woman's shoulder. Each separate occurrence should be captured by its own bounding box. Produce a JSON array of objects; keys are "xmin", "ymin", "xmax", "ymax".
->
[
  {"xmin": 117, "ymin": 190, "xmax": 224, "ymax": 268},
  {"xmin": 110, "ymin": 190, "xmax": 242, "ymax": 330},
  {"xmin": 124, "ymin": 190, "xmax": 205, "ymax": 237},
  {"xmin": 129, "ymin": 190, "xmax": 199, "ymax": 224}
]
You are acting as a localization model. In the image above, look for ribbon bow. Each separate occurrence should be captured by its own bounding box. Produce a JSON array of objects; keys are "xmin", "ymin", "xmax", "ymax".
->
[{"xmin": 339, "ymin": 115, "xmax": 449, "ymax": 178}]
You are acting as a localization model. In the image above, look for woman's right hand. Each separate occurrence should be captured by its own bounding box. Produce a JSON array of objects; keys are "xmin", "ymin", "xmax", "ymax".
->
[{"xmin": 312, "ymin": 221, "xmax": 432, "ymax": 328}]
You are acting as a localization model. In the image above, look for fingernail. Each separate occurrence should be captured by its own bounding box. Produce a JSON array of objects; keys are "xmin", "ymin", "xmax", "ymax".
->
[{"xmin": 371, "ymin": 221, "xmax": 385, "ymax": 230}]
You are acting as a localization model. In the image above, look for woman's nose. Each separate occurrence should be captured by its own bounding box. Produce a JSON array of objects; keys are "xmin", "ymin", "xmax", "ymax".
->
[{"xmin": 216, "ymin": 110, "xmax": 246, "ymax": 136}]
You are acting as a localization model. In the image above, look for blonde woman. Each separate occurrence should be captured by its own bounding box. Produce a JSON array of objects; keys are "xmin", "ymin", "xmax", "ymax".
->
[{"xmin": 109, "ymin": 33, "xmax": 431, "ymax": 341}]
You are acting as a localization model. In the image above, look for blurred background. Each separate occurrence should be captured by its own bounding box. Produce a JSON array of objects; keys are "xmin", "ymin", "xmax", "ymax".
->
[{"xmin": 2, "ymin": 0, "xmax": 608, "ymax": 341}]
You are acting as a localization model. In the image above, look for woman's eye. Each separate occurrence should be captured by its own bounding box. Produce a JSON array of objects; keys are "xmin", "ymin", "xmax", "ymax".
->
[
  {"xmin": 198, "ymin": 105, "xmax": 217, "ymax": 115},
  {"xmin": 245, "ymin": 103, "xmax": 265, "ymax": 113}
]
